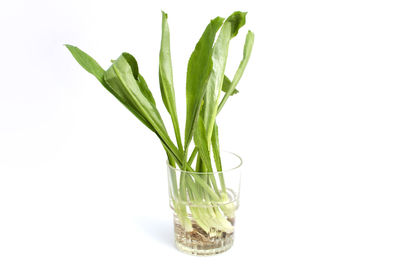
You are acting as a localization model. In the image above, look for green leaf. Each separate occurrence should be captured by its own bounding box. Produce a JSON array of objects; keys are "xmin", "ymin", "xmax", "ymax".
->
[
  {"xmin": 194, "ymin": 117, "xmax": 219, "ymax": 195},
  {"xmin": 121, "ymin": 52, "xmax": 139, "ymax": 79},
  {"xmin": 211, "ymin": 124, "xmax": 222, "ymax": 172},
  {"xmin": 203, "ymin": 11, "xmax": 247, "ymax": 144},
  {"xmin": 138, "ymin": 74, "xmax": 156, "ymax": 106},
  {"xmin": 159, "ymin": 11, "xmax": 175, "ymax": 113},
  {"xmin": 184, "ymin": 17, "xmax": 224, "ymax": 151},
  {"xmin": 121, "ymin": 52, "xmax": 156, "ymax": 105},
  {"xmin": 66, "ymin": 12, "xmax": 255, "ymax": 236},
  {"xmin": 159, "ymin": 11, "xmax": 183, "ymax": 151},
  {"xmin": 65, "ymin": 45, "xmax": 156, "ymax": 132},
  {"xmin": 222, "ymin": 75, "xmax": 238, "ymax": 95},
  {"xmin": 218, "ymin": 30, "xmax": 254, "ymax": 113},
  {"xmin": 226, "ymin": 11, "xmax": 247, "ymax": 37},
  {"xmin": 65, "ymin": 44, "xmax": 106, "ymax": 86},
  {"xmin": 104, "ymin": 53, "xmax": 182, "ymax": 164},
  {"xmin": 193, "ymin": 117, "xmax": 213, "ymax": 172},
  {"xmin": 187, "ymin": 147, "xmax": 198, "ymax": 166},
  {"xmin": 104, "ymin": 53, "xmax": 164, "ymax": 132},
  {"xmin": 211, "ymin": 123, "xmax": 226, "ymax": 192}
]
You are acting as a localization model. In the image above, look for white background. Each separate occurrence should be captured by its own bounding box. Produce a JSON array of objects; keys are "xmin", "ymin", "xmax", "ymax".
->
[{"xmin": 0, "ymin": 0, "xmax": 399, "ymax": 263}]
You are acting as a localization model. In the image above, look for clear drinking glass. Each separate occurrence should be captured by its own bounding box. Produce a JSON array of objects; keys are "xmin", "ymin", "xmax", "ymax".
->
[{"xmin": 167, "ymin": 151, "xmax": 242, "ymax": 255}]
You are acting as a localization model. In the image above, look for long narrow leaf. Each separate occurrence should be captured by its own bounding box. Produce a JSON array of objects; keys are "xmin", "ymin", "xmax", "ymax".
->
[
  {"xmin": 203, "ymin": 12, "xmax": 247, "ymax": 144},
  {"xmin": 193, "ymin": 117, "xmax": 213, "ymax": 172},
  {"xmin": 65, "ymin": 45, "xmax": 155, "ymax": 131},
  {"xmin": 65, "ymin": 45, "xmax": 106, "ymax": 86},
  {"xmin": 159, "ymin": 12, "xmax": 183, "ymax": 151},
  {"xmin": 104, "ymin": 54, "xmax": 166, "ymax": 134},
  {"xmin": 194, "ymin": 117, "xmax": 219, "ymax": 194},
  {"xmin": 211, "ymin": 123, "xmax": 226, "ymax": 192},
  {"xmin": 104, "ymin": 54, "xmax": 182, "ymax": 163},
  {"xmin": 121, "ymin": 52, "xmax": 158, "ymax": 106},
  {"xmin": 218, "ymin": 30, "xmax": 254, "ymax": 113},
  {"xmin": 184, "ymin": 17, "xmax": 224, "ymax": 152}
]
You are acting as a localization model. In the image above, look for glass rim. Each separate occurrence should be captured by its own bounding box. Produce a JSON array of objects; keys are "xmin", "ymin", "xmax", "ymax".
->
[{"xmin": 166, "ymin": 150, "xmax": 243, "ymax": 174}]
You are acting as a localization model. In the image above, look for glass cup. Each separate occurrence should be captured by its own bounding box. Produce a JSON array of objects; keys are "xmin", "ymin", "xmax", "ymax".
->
[{"xmin": 167, "ymin": 151, "xmax": 242, "ymax": 255}]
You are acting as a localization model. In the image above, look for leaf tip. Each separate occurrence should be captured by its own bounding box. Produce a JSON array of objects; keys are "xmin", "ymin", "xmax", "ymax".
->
[
  {"xmin": 212, "ymin": 16, "xmax": 225, "ymax": 24},
  {"xmin": 246, "ymin": 30, "xmax": 255, "ymax": 43},
  {"xmin": 226, "ymin": 11, "xmax": 247, "ymax": 37}
]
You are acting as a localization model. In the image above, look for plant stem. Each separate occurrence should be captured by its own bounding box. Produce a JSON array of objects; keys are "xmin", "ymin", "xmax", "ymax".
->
[{"xmin": 187, "ymin": 147, "xmax": 198, "ymax": 166}]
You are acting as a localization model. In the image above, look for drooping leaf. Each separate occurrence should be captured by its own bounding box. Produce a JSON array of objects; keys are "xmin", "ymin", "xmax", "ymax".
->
[
  {"xmin": 65, "ymin": 45, "xmax": 155, "ymax": 131},
  {"xmin": 65, "ymin": 44, "xmax": 106, "ymax": 86},
  {"xmin": 104, "ymin": 54, "xmax": 164, "ymax": 131},
  {"xmin": 121, "ymin": 52, "xmax": 139, "ymax": 79},
  {"xmin": 184, "ymin": 17, "xmax": 224, "ymax": 151},
  {"xmin": 159, "ymin": 11, "xmax": 183, "ymax": 151},
  {"xmin": 218, "ymin": 30, "xmax": 254, "ymax": 113},
  {"xmin": 104, "ymin": 53, "xmax": 182, "ymax": 163},
  {"xmin": 122, "ymin": 50, "xmax": 181, "ymax": 167},
  {"xmin": 121, "ymin": 52, "xmax": 157, "ymax": 105}
]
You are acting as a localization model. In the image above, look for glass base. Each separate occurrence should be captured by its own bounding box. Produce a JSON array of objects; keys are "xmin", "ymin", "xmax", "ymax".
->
[{"xmin": 173, "ymin": 215, "xmax": 234, "ymax": 256}]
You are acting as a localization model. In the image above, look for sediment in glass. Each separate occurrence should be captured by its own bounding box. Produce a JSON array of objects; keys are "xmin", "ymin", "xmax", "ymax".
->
[{"xmin": 173, "ymin": 213, "xmax": 235, "ymax": 255}]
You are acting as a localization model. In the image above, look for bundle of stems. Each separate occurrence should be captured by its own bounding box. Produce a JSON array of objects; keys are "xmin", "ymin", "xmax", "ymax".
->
[{"xmin": 66, "ymin": 11, "xmax": 254, "ymax": 234}]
